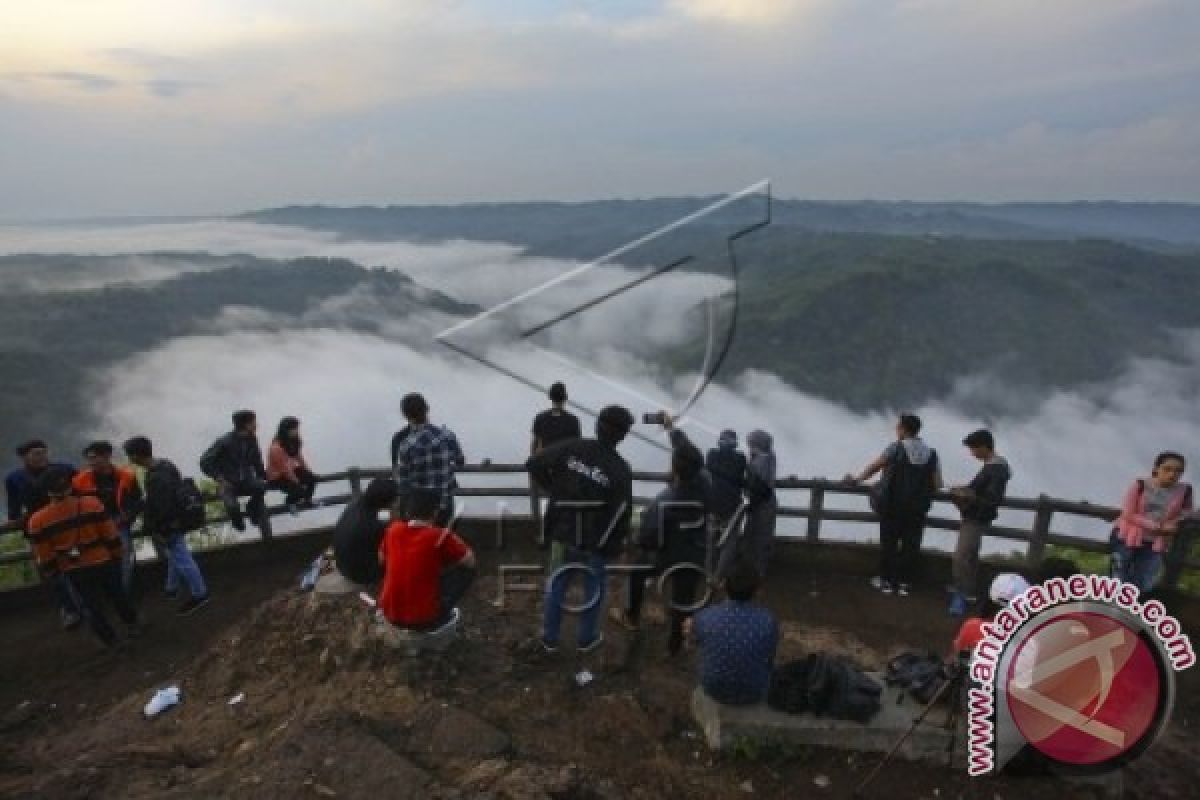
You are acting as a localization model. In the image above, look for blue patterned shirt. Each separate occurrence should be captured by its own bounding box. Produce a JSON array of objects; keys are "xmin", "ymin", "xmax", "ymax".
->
[
  {"xmin": 693, "ymin": 600, "xmax": 779, "ymax": 705},
  {"xmin": 392, "ymin": 424, "xmax": 465, "ymax": 509}
]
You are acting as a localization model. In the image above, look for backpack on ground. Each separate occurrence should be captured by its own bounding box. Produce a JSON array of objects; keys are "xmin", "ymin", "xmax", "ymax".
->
[
  {"xmin": 768, "ymin": 653, "xmax": 882, "ymax": 723},
  {"xmin": 885, "ymin": 651, "xmax": 948, "ymax": 705}
]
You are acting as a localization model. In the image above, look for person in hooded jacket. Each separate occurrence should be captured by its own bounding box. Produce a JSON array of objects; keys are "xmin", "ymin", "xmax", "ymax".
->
[
  {"xmin": 743, "ymin": 430, "xmax": 778, "ymax": 579},
  {"xmin": 200, "ymin": 410, "xmax": 268, "ymax": 533}
]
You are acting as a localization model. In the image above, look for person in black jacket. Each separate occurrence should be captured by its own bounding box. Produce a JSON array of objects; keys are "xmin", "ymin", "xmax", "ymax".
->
[
  {"xmin": 124, "ymin": 437, "xmax": 210, "ymax": 615},
  {"xmin": 527, "ymin": 405, "xmax": 634, "ymax": 654},
  {"xmin": 200, "ymin": 410, "xmax": 268, "ymax": 533},
  {"xmin": 333, "ymin": 477, "xmax": 399, "ymax": 586},
  {"xmin": 612, "ymin": 413, "xmax": 710, "ymax": 654},
  {"xmin": 706, "ymin": 430, "xmax": 747, "ymax": 580},
  {"xmin": 948, "ymin": 429, "xmax": 1012, "ymax": 616}
]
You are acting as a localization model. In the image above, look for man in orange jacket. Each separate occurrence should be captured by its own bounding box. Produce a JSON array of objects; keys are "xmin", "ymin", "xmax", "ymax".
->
[
  {"xmin": 28, "ymin": 466, "xmax": 138, "ymax": 647},
  {"xmin": 73, "ymin": 441, "xmax": 143, "ymax": 593}
]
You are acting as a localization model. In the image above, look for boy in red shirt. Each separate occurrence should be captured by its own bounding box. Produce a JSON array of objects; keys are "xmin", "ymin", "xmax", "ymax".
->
[{"xmin": 378, "ymin": 490, "xmax": 476, "ymax": 630}]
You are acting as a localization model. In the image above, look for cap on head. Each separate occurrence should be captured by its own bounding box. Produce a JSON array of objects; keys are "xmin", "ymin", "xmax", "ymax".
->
[
  {"xmin": 989, "ymin": 573, "xmax": 1030, "ymax": 606},
  {"xmin": 963, "ymin": 429, "xmax": 994, "ymax": 450}
]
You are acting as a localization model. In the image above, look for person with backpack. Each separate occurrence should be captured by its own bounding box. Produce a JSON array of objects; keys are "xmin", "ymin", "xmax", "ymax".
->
[
  {"xmin": 124, "ymin": 436, "xmax": 210, "ymax": 615},
  {"xmin": 73, "ymin": 441, "xmax": 144, "ymax": 594},
  {"xmin": 392, "ymin": 393, "xmax": 466, "ymax": 527},
  {"xmin": 530, "ymin": 382, "xmax": 582, "ymax": 455},
  {"xmin": 744, "ymin": 430, "xmax": 778, "ymax": 579},
  {"xmin": 948, "ymin": 429, "xmax": 1012, "ymax": 616},
  {"xmin": 689, "ymin": 559, "xmax": 778, "ymax": 706},
  {"xmin": 267, "ymin": 416, "xmax": 318, "ymax": 512},
  {"xmin": 846, "ymin": 414, "xmax": 942, "ymax": 596},
  {"xmin": 1112, "ymin": 452, "xmax": 1193, "ymax": 594},
  {"xmin": 200, "ymin": 410, "xmax": 268, "ymax": 533},
  {"xmin": 527, "ymin": 405, "xmax": 635, "ymax": 654},
  {"xmin": 611, "ymin": 414, "xmax": 710, "ymax": 655},
  {"xmin": 706, "ymin": 430, "xmax": 747, "ymax": 579},
  {"xmin": 26, "ymin": 466, "xmax": 138, "ymax": 647},
  {"xmin": 333, "ymin": 477, "xmax": 399, "ymax": 586}
]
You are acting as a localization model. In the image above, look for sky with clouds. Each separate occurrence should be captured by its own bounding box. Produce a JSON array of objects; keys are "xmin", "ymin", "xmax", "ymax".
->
[{"xmin": 1, "ymin": 0, "xmax": 1198, "ymax": 217}]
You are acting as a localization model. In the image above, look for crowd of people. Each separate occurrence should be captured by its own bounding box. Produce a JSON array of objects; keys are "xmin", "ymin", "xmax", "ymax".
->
[{"xmin": 5, "ymin": 381, "xmax": 1196, "ymax": 710}]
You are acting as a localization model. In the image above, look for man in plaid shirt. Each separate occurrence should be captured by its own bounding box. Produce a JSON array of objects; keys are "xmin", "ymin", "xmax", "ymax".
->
[{"xmin": 393, "ymin": 393, "xmax": 466, "ymax": 526}]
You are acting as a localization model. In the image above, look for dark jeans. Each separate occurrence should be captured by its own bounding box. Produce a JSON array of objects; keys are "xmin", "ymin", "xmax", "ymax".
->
[
  {"xmin": 66, "ymin": 562, "xmax": 137, "ymax": 646},
  {"xmin": 50, "ymin": 573, "xmax": 81, "ymax": 617},
  {"xmin": 406, "ymin": 564, "xmax": 476, "ymax": 631},
  {"xmin": 269, "ymin": 467, "xmax": 317, "ymax": 506},
  {"xmin": 879, "ymin": 513, "xmax": 926, "ymax": 585},
  {"xmin": 626, "ymin": 555, "xmax": 704, "ymax": 653},
  {"xmin": 221, "ymin": 478, "xmax": 267, "ymax": 528}
]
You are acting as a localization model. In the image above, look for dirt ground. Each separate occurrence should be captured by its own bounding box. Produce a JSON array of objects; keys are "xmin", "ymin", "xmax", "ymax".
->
[{"xmin": 0, "ymin": 533, "xmax": 1196, "ymax": 800}]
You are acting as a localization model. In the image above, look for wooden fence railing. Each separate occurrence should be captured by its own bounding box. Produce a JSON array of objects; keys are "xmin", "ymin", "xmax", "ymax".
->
[{"xmin": 3, "ymin": 464, "xmax": 1197, "ymax": 590}]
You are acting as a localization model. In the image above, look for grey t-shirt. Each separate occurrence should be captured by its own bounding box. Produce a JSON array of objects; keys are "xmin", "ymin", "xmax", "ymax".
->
[{"xmin": 1142, "ymin": 480, "xmax": 1171, "ymax": 520}]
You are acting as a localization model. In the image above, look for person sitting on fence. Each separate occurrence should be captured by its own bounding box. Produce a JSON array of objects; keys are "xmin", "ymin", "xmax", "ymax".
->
[
  {"xmin": 392, "ymin": 393, "xmax": 466, "ymax": 527},
  {"xmin": 948, "ymin": 429, "xmax": 1011, "ymax": 617},
  {"xmin": 951, "ymin": 572, "xmax": 1029, "ymax": 658},
  {"xmin": 267, "ymin": 416, "xmax": 318, "ymax": 513},
  {"xmin": 377, "ymin": 489, "xmax": 476, "ymax": 631},
  {"xmin": 124, "ymin": 437, "xmax": 211, "ymax": 615},
  {"xmin": 611, "ymin": 413, "xmax": 710, "ymax": 655},
  {"xmin": 689, "ymin": 559, "xmax": 779, "ymax": 706},
  {"xmin": 334, "ymin": 477, "xmax": 399, "ymax": 586},
  {"xmin": 845, "ymin": 413, "xmax": 942, "ymax": 597},
  {"xmin": 73, "ymin": 441, "xmax": 144, "ymax": 595},
  {"xmin": 706, "ymin": 429, "xmax": 746, "ymax": 580},
  {"xmin": 26, "ymin": 466, "xmax": 138, "ymax": 648},
  {"xmin": 744, "ymin": 430, "xmax": 778, "ymax": 579},
  {"xmin": 531, "ymin": 382, "xmax": 582, "ymax": 455},
  {"xmin": 200, "ymin": 410, "xmax": 268, "ymax": 533},
  {"xmin": 7, "ymin": 439, "xmax": 82, "ymax": 630},
  {"xmin": 1112, "ymin": 451, "xmax": 1193, "ymax": 595}
]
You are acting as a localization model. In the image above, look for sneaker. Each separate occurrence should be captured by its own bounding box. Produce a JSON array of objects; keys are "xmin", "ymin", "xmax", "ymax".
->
[
  {"xmin": 539, "ymin": 637, "xmax": 559, "ymax": 654},
  {"xmin": 869, "ymin": 576, "xmax": 894, "ymax": 594},
  {"xmin": 578, "ymin": 634, "xmax": 604, "ymax": 654},
  {"xmin": 178, "ymin": 595, "xmax": 211, "ymax": 616},
  {"xmin": 60, "ymin": 609, "xmax": 82, "ymax": 630},
  {"xmin": 609, "ymin": 607, "xmax": 640, "ymax": 632},
  {"xmin": 897, "ymin": 583, "xmax": 911, "ymax": 597},
  {"xmin": 229, "ymin": 516, "xmax": 246, "ymax": 533},
  {"xmin": 948, "ymin": 592, "xmax": 968, "ymax": 617}
]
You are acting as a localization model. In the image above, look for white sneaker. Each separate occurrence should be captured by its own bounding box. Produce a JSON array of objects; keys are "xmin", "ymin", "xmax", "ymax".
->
[
  {"xmin": 897, "ymin": 584, "xmax": 911, "ymax": 597},
  {"xmin": 869, "ymin": 576, "xmax": 894, "ymax": 594}
]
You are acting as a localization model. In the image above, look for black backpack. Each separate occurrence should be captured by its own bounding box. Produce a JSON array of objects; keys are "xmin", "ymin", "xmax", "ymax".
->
[
  {"xmin": 768, "ymin": 654, "xmax": 882, "ymax": 723},
  {"xmin": 174, "ymin": 477, "xmax": 208, "ymax": 532},
  {"xmin": 885, "ymin": 651, "xmax": 948, "ymax": 705},
  {"xmin": 876, "ymin": 444, "xmax": 937, "ymax": 518}
]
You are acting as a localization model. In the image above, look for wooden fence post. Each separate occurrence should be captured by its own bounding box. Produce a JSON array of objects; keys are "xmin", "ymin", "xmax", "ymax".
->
[
  {"xmin": 528, "ymin": 476, "xmax": 543, "ymax": 539},
  {"xmin": 807, "ymin": 483, "xmax": 824, "ymax": 543},
  {"xmin": 1027, "ymin": 494, "xmax": 1053, "ymax": 567},
  {"xmin": 348, "ymin": 467, "xmax": 363, "ymax": 499}
]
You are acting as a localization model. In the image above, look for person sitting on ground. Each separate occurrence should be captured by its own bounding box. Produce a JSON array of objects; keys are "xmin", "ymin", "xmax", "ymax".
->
[
  {"xmin": 612, "ymin": 413, "xmax": 710, "ymax": 655},
  {"xmin": 267, "ymin": 416, "xmax": 318, "ymax": 512},
  {"xmin": 530, "ymin": 381, "xmax": 582, "ymax": 455},
  {"xmin": 706, "ymin": 429, "xmax": 747, "ymax": 579},
  {"xmin": 7, "ymin": 439, "xmax": 82, "ymax": 629},
  {"xmin": 392, "ymin": 393, "xmax": 466, "ymax": 527},
  {"xmin": 125, "ymin": 437, "xmax": 211, "ymax": 615},
  {"xmin": 377, "ymin": 489, "xmax": 476, "ymax": 631},
  {"xmin": 333, "ymin": 477, "xmax": 399, "ymax": 586},
  {"xmin": 846, "ymin": 413, "xmax": 942, "ymax": 597},
  {"xmin": 951, "ymin": 572, "xmax": 1030, "ymax": 659},
  {"xmin": 948, "ymin": 429, "xmax": 1011, "ymax": 617},
  {"xmin": 200, "ymin": 410, "xmax": 268, "ymax": 533},
  {"xmin": 744, "ymin": 430, "xmax": 778, "ymax": 579},
  {"xmin": 528, "ymin": 405, "xmax": 635, "ymax": 654},
  {"xmin": 690, "ymin": 559, "xmax": 779, "ymax": 706},
  {"xmin": 73, "ymin": 441, "xmax": 144, "ymax": 594},
  {"xmin": 26, "ymin": 466, "xmax": 138, "ymax": 647},
  {"xmin": 1112, "ymin": 451, "xmax": 1193, "ymax": 594}
]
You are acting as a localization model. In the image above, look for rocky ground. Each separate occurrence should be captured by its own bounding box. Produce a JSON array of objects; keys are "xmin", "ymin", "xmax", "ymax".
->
[{"xmin": 0, "ymin": 536, "xmax": 1196, "ymax": 799}]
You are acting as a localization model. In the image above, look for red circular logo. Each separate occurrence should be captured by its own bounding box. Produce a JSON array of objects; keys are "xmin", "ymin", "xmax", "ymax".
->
[{"xmin": 1005, "ymin": 611, "xmax": 1164, "ymax": 766}]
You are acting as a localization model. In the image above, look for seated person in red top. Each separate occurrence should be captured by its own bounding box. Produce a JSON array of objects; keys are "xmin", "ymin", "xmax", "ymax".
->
[
  {"xmin": 377, "ymin": 490, "xmax": 476, "ymax": 630},
  {"xmin": 952, "ymin": 572, "xmax": 1030, "ymax": 657}
]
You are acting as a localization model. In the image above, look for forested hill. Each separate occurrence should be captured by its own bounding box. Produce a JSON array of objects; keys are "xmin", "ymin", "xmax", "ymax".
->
[
  {"xmin": 0, "ymin": 256, "xmax": 473, "ymax": 460},
  {"xmin": 243, "ymin": 199, "xmax": 1200, "ymax": 254}
]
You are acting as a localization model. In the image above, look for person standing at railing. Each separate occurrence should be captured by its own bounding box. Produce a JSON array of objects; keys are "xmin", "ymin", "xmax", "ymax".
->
[
  {"xmin": 267, "ymin": 416, "xmax": 318, "ymax": 513},
  {"xmin": 744, "ymin": 430, "xmax": 778, "ymax": 580},
  {"xmin": 1112, "ymin": 452, "xmax": 1193, "ymax": 594},
  {"xmin": 6, "ymin": 439, "xmax": 82, "ymax": 630},
  {"xmin": 200, "ymin": 410, "xmax": 268, "ymax": 534},
  {"xmin": 948, "ymin": 429, "xmax": 1011, "ymax": 617},
  {"xmin": 706, "ymin": 430, "xmax": 747, "ymax": 580},
  {"xmin": 72, "ymin": 441, "xmax": 144, "ymax": 595},
  {"xmin": 845, "ymin": 414, "xmax": 942, "ymax": 597},
  {"xmin": 392, "ymin": 393, "xmax": 465, "ymax": 527},
  {"xmin": 528, "ymin": 405, "xmax": 634, "ymax": 654},
  {"xmin": 530, "ymin": 382, "xmax": 582, "ymax": 455}
]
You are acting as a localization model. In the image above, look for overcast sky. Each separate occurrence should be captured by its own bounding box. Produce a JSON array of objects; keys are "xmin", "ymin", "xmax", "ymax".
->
[{"xmin": 2, "ymin": 0, "xmax": 1198, "ymax": 217}]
